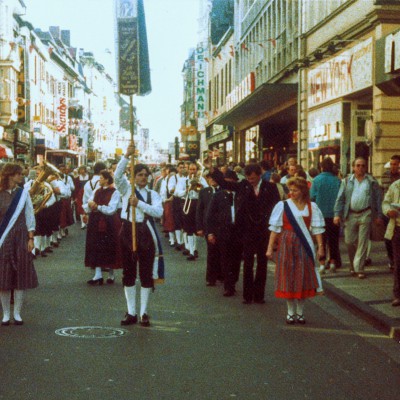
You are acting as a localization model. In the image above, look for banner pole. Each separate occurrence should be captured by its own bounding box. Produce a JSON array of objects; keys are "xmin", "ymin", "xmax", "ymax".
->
[{"xmin": 129, "ymin": 94, "xmax": 137, "ymax": 252}]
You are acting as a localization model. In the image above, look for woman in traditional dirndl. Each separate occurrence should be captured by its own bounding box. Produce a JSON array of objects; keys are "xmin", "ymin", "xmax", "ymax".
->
[
  {"xmin": 266, "ymin": 177, "xmax": 325, "ymax": 325},
  {"xmin": 0, "ymin": 163, "xmax": 38, "ymax": 326},
  {"xmin": 84, "ymin": 170, "xmax": 121, "ymax": 285}
]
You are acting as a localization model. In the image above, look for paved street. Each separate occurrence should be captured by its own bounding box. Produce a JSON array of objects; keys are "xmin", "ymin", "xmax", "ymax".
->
[{"xmin": 1, "ymin": 223, "xmax": 400, "ymax": 400}]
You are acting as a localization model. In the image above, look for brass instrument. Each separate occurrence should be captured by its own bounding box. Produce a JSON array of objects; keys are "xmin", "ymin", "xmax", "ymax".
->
[
  {"xmin": 29, "ymin": 161, "xmax": 61, "ymax": 214},
  {"xmin": 182, "ymin": 161, "xmax": 205, "ymax": 215}
]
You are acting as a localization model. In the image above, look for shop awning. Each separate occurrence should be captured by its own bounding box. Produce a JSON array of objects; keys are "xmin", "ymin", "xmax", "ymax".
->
[
  {"xmin": 0, "ymin": 144, "xmax": 14, "ymax": 159},
  {"xmin": 214, "ymin": 83, "xmax": 298, "ymax": 128}
]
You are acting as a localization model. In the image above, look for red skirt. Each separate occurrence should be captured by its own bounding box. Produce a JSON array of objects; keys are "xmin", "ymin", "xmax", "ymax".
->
[
  {"xmin": 274, "ymin": 230, "xmax": 318, "ymax": 299},
  {"xmin": 163, "ymin": 201, "xmax": 175, "ymax": 232},
  {"xmin": 59, "ymin": 198, "xmax": 74, "ymax": 228}
]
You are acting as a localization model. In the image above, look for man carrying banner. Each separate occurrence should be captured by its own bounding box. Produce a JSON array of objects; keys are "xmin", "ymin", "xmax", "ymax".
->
[
  {"xmin": 0, "ymin": 163, "xmax": 38, "ymax": 326},
  {"xmin": 114, "ymin": 143, "xmax": 164, "ymax": 327}
]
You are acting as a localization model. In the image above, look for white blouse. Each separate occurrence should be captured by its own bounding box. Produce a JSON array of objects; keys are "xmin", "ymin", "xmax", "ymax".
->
[{"xmin": 269, "ymin": 200, "xmax": 325, "ymax": 235}]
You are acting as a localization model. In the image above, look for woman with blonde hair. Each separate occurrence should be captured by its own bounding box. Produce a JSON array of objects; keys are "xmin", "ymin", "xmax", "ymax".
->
[
  {"xmin": 0, "ymin": 163, "xmax": 38, "ymax": 325},
  {"xmin": 266, "ymin": 177, "xmax": 325, "ymax": 324}
]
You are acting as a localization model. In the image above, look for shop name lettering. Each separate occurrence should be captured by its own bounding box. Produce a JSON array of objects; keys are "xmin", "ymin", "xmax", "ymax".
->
[
  {"xmin": 309, "ymin": 41, "xmax": 372, "ymax": 105},
  {"xmin": 195, "ymin": 46, "xmax": 205, "ymax": 118},
  {"xmin": 57, "ymin": 98, "xmax": 67, "ymax": 133}
]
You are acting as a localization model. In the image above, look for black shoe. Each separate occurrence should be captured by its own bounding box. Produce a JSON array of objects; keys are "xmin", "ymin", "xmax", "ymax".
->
[
  {"xmin": 169, "ymin": 243, "xmax": 176, "ymax": 247},
  {"xmin": 51, "ymin": 241, "xmax": 59, "ymax": 248},
  {"xmin": 45, "ymin": 247, "xmax": 53, "ymax": 253},
  {"xmin": 286, "ymin": 315, "xmax": 295, "ymax": 325},
  {"xmin": 40, "ymin": 251, "xmax": 48, "ymax": 257},
  {"xmin": 194, "ymin": 250, "xmax": 199, "ymax": 258},
  {"xmin": 1, "ymin": 320, "xmax": 10, "ymax": 326},
  {"xmin": 106, "ymin": 277, "xmax": 115, "ymax": 284},
  {"xmin": 87, "ymin": 278, "xmax": 104, "ymax": 285},
  {"xmin": 206, "ymin": 282, "xmax": 216, "ymax": 287},
  {"xmin": 121, "ymin": 313, "xmax": 138, "ymax": 326},
  {"xmin": 140, "ymin": 313, "xmax": 150, "ymax": 327},
  {"xmin": 187, "ymin": 255, "xmax": 196, "ymax": 261},
  {"xmin": 182, "ymin": 249, "xmax": 190, "ymax": 256},
  {"xmin": 364, "ymin": 258, "xmax": 372, "ymax": 266},
  {"xmin": 296, "ymin": 314, "xmax": 306, "ymax": 324},
  {"xmin": 223, "ymin": 290, "xmax": 235, "ymax": 297},
  {"xmin": 175, "ymin": 244, "xmax": 183, "ymax": 251},
  {"xmin": 14, "ymin": 319, "xmax": 24, "ymax": 326},
  {"xmin": 65, "ymin": 229, "xmax": 68, "ymax": 236},
  {"xmin": 242, "ymin": 299, "xmax": 252, "ymax": 304},
  {"xmin": 254, "ymin": 299, "xmax": 266, "ymax": 304}
]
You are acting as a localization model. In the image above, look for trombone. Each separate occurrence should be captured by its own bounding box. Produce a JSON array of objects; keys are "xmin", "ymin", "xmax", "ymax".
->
[{"xmin": 182, "ymin": 161, "xmax": 205, "ymax": 215}]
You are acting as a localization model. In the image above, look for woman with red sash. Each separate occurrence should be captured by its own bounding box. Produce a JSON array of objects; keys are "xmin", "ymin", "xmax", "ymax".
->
[
  {"xmin": 84, "ymin": 170, "xmax": 121, "ymax": 285},
  {"xmin": 266, "ymin": 177, "xmax": 325, "ymax": 325}
]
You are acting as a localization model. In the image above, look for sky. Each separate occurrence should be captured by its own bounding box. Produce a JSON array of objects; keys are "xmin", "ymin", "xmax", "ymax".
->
[{"xmin": 24, "ymin": 0, "xmax": 200, "ymax": 148}]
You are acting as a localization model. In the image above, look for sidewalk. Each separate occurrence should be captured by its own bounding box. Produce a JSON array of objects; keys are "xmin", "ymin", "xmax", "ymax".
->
[{"xmin": 320, "ymin": 239, "xmax": 400, "ymax": 340}]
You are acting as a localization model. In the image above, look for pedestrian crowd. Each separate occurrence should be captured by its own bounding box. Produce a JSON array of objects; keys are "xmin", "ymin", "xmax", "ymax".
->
[{"xmin": 0, "ymin": 150, "xmax": 399, "ymax": 328}]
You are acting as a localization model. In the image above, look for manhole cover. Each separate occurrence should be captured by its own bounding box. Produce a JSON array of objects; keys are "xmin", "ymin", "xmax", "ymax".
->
[{"xmin": 55, "ymin": 326, "xmax": 129, "ymax": 339}]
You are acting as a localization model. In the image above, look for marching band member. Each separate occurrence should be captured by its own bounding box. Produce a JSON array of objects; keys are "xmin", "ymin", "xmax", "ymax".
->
[
  {"xmin": 170, "ymin": 161, "xmax": 187, "ymax": 251},
  {"xmin": 175, "ymin": 162, "xmax": 208, "ymax": 261},
  {"xmin": 115, "ymin": 144, "xmax": 164, "ymax": 327},
  {"xmin": 0, "ymin": 163, "xmax": 38, "ymax": 326},
  {"xmin": 58, "ymin": 164, "xmax": 75, "ymax": 238}
]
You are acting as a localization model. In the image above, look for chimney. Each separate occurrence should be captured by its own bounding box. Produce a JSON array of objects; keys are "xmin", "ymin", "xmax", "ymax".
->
[
  {"xmin": 49, "ymin": 26, "xmax": 60, "ymax": 40},
  {"xmin": 61, "ymin": 30, "xmax": 71, "ymax": 47}
]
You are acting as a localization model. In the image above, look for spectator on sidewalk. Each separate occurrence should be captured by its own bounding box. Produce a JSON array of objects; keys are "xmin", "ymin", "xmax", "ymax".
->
[
  {"xmin": 310, "ymin": 157, "xmax": 341, "ymax": 274},
  {"xmin": 381, "ymin": 154, "xmax": 400, "ymax": 271},
  {"xmin": 333, "ymin": 157, "xmax": 383, "ymax": 279},
  {"xmin": 382, "ymin": 178, "xmax": 400, "ymax": 307}
]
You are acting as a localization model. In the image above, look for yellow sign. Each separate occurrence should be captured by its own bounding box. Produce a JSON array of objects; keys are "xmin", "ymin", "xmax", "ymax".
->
[{"xmin": 115, "ymin": 148, "xmax": 123, "ymax": 155}]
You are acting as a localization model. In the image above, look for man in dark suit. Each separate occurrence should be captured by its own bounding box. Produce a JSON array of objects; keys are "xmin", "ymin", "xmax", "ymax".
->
[
  {"xmin": 209, "ymin": 162, "xmax": 280, "ymax": 304},
  {"xmin": 196, "ymin": 173, "xmax": 221, "ymax": 286},
  {"xmin": 207, "ymin": 170, "xmax": 242, "ymax": 297}
]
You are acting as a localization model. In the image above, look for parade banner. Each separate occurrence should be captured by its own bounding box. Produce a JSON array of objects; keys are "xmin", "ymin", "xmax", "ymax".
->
[{"xmin": 115, "ymin": 0, "xmax": 151, "ymax": 96}]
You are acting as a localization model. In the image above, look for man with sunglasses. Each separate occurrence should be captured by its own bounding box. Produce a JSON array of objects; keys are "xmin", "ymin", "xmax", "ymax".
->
[{"xmin": 334, "ymin": 157, "xmax": 383, "ymax": 279}]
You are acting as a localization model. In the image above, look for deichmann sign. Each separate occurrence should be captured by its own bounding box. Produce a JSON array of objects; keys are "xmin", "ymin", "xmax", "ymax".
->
[
  {"xmin": 195, "ymin": 44, "xmax": 206, "ymax": 131},
  {"xmin": 308, "ymin": 38, "xmax": 373, "ymax": 108}
]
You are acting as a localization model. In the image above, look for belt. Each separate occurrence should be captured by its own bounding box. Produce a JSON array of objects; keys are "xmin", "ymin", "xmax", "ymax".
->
[
  {"xmin": 122, "ymin": 219, "xmax": 145, "ymax": 225},
  {"xmin": 349, "ymin": 206, "xmax": 371, "ymax": 214}
]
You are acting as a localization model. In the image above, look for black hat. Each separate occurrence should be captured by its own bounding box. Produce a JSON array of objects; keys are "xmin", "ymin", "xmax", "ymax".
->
[{"xmin": 224, "ymin": 170, "xmax": 238, "ymax": 181}]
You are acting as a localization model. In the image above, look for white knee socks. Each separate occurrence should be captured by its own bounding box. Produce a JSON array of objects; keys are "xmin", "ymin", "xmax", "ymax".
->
[
  {"xmin": 0, "ymin": 290, "xmax": 11, "ymax": 322},
  {"xmin": 93, "ymin": 267, "xmax": 102, "ymax": 280},
  {"xmin": 286, "ymin": 299, "xmax": 295, "ymax": 316},
  {"xmin": 175, "ymin": 230, "xmax": 182, "ymax": 245},
  {"xmin": 140, "ymin": 287, "xmax": 151, "ymax": 317},
  {"xmin": 296, "ymin": 299, "xmax": 305, "ymax": 316},
  {"xmin": 124, "ymin": 286, "xmax": 136, "ymax": 316},
  {"xmin": 187, "ymin": 235, "xmax": 194, "ymax": 255},
  {"xmin": 169, "ymin": 232, "xmax": 176, "ymax": 245},
  {"xmin": 13, "ymin": 290, "xmax": 24, "ymax": 322}
]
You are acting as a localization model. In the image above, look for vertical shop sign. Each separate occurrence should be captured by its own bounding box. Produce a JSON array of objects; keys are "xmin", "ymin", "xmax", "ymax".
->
[
  {"xmin": 195, "ymin": 44, "xmax": 206, "ymax": 131},
  {"xmin": 57, "ymin": 82, "xmax": 67, "ymax": 135}
]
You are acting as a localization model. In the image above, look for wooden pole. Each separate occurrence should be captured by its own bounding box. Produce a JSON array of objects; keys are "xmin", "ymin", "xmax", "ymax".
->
[{"xmin": 129, "ymin": 94, "xmax": 137, "ymax": 252}]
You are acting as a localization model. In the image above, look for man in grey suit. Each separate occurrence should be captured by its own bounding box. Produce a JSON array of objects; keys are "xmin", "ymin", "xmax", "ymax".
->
[{"xmin": 333, "ymin": 157, "xmax": 383, "ymax": 279}]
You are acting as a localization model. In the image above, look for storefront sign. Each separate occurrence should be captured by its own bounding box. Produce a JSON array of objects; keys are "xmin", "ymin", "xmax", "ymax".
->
[
  {"xmin": 226, "ymin": 72, "xmax": 255, "ymax": 112},
  {"xmin": 17, "ymin": 46, "xmax": 26, "ymax": 123},
  {"xmin": 308, "ymin": 103, "xmax": 343, "ymax": 150},
  {"xmin": 185, "ymin": 140, "xmax": 200, "ymax": 161},
  {"xmin": 195, "ymin": 44, "xmax": 206, "ymax": 131},
  {"xmin": 57, "ymin": 82, "xmax": 68, "ymax": 135},
  {"xmin": 308, "ymin": 38, "xmax": 372, "ymax": 107},
  {"xmin": 384, "ymin": 29, "xmax": 400, "ymax": 73}
]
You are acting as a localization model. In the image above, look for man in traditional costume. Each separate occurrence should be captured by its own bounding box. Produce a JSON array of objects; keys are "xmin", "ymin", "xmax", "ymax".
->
[{"xmin": 114, "ymin": 144, "xmax": 164, "ymax": 327}]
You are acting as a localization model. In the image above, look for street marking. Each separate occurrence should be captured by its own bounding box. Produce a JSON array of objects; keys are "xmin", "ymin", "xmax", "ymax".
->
[
  {"xmin": 281, "ymin": 325, "xmax": 390, "ymax": 339},
  {"xmin": 55, "ymin": 326, "xmax": 129, "ymax": 339}
]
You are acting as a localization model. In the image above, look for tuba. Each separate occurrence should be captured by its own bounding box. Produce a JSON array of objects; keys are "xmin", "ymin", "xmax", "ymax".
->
[{"xmin": 29, "ymin": 161, "xmax": 61, "ymax": 214}]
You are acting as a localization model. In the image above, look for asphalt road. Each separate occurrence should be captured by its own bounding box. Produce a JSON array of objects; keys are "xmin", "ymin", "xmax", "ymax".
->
[{"xmin": 0, "ymin": 223, "xmax": 399, "ymax": 400}]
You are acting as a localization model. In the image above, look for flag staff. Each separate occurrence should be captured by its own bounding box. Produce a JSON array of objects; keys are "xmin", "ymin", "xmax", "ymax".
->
[{"xmin": 129, "ymin": 94, "xmax": 137, "ymax": 252}]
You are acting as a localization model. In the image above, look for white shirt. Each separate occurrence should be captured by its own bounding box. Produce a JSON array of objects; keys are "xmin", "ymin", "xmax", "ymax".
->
[
  {"xmin": 269, "ymin": 200, "xmax": 325, "ymax": 235},
  {"xmin": 170, "ymin": 174, "xmax": 186, "ymax": 198},
  {"xmin": 82, "ymin": 175, "xmax": 101, "ymax": 210},
  {"xmin": 350, "ymin": 176, "xmax": 370, "ymax": 211},
  {"xmin": 7, "ymin": 186, "xmax": 35, "ymax": 232},
  {"xmin": 83, "ymin": 186, "xmax": 121, "ymax": 215},
  {"xmin": 114, "ymin": 156, "xmax": 163, "ymax": 222},
  {"xmin": 174, "ymin": 176, "xmax": 209, "ymax": 200},
  {"xmin": 50, "ymin": 179, "xmax": 69, "ymax": 200}
]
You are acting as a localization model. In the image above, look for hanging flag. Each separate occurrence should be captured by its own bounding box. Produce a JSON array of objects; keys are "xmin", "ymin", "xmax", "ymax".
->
[
  {"xmin": 115, "ymin": 0, "xmax": 151, "ymax": 96},
  {"xmin": 204, "ymin": 57, "xmax": 209, "ymax": 63},
  {"xmin": 258, "ymin": 43, "xmax": 265, "ymax": 49},
  {"xmin": 267, "ymin": 38, "xmax": 277, "ymax": 48},
  {"xmin": 216, "ymin": 53, "xmax": 222, "ymax": 60},
  {"xmin": 241, "ymin": 43, "xmax": 249, "ymax": 51}
]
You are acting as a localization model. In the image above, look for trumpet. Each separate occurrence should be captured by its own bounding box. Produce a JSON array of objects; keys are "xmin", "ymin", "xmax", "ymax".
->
[{"xmin": 182, "ymin": 161, "xmax": 205, "ymax": 215}]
